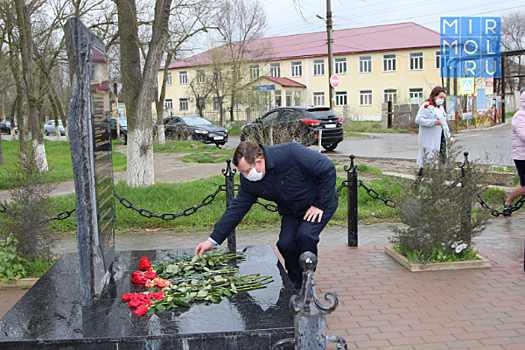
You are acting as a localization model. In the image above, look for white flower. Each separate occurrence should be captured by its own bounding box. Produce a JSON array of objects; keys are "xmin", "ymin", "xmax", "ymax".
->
[
  {"xmin": 451, "ymin": 240, "xmax": 463, "ymax": 248},
  {"xmin": 455, "ymin": 243, "xmax": 468, "ymax": 253}
]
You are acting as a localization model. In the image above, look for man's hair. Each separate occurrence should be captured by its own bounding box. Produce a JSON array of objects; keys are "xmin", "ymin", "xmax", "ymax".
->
[{"xmin": 233, "ymin": 142, "xmax": 264, "ymax": 166}]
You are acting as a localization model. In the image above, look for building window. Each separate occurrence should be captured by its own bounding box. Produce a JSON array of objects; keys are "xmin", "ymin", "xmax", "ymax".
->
[
  {"xmin": 359, "ymin": 56, "xmax": 372, "ymax": 73},
  {"xmin": 313, "ymin": 92, "xmax": 325, "ymax": 106},
  {"xmin": 383, "ymin": 89, "xmax": 397, "ymax": 103},
  {"xmin": 230, "ymin": 66, "xmax": 241, "ymax": 81},
  {"xmin": 313, "ymin": 59, "xmax": 325, "ymax": 76},
  {"xmin": 275, "ymin": 90, "xmax": 282, "ymax": 107},
  {"xmin": 179, "ymin": 98, "xmax": 188, "ymax": 111},
  {"xmin": 410, "ymin": 52, "xmax": 423, "ymax": 70},
  {"xmin": 294, "ymin": 91, "xmax": 301, "ymax": 106},
  {"xmin": 270, "ymin": 63, "xmax": 281, "ymax": 77},
  {"xmin": 291, "ymin": 61, "xmax": 302, "ymax": 77},
  {"xmin": 164, "ymin": 98, "xmax": 173, "ymax": 110},
  {"xmin": 166, "ymin": 72, "xmax": 172, "ymax": 86},
  {"xmin": 435, "ymin": 51, "xmax": 441, "ymax": 69},
  {"xmin": 213, "ymin": 97, "xmax": 220, "ymax": 110},
  {"xmin": 383, "ymin": 54, "xmax": 396, "ymax": 72},
  {"xmin": 249, "ymin": 64, "xmax": 259, "ymax": 80},
  {"xmin": 335, "ymin": 91, "xmax": 348, "ymax": 106},
  {"xmin": 286, "ymin": 90, "xmax": 293, "ymax": 106},
  {"xmin": 359, "ymin": 90, "xmax": 372, "ymax": 106},
  {"xmin": 409, "ymin": 88, "xmax": 424, "ymax": 104},
  {"xmin": 335, "ymin": 57, "xmax": 347, "ymax": 74},
  {"xmin": 179, "ymin": 71, "xmax": 188, "ymax": 85},
  {"xmin": 196, "ymin": 69, "xmax": 205, "ymax": 83}
]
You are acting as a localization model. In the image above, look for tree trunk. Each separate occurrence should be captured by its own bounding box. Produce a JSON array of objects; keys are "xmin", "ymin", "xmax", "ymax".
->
[
  {"xmin": 15, "ymin": 0, "xmax": 48, "ymax": 172},
  {"xmin": 117, "ymin": 0, "xmax": 172, "ymax": 187}
]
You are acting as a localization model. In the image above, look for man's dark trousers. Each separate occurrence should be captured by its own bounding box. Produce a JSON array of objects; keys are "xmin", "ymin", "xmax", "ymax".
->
[{"xmin": 276, "ymin": 198, "xmax": 338, "ymax": 289}]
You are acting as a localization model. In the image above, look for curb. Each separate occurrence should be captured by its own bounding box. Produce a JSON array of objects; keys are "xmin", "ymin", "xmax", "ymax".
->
[{"xmin": 0, "ymin": 278, "xmax": 38, "ymax": 289}]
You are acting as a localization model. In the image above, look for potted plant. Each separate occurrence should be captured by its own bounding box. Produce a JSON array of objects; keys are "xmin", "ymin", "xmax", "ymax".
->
[{"xmin": 386, "ymin": 145, "xmax": 491, "ymax": 271}]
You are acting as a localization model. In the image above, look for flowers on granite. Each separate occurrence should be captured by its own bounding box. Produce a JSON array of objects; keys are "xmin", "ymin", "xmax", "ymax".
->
[{"xmin": 121, "ymin": 252, "xmax": 273, "ymax": 316}]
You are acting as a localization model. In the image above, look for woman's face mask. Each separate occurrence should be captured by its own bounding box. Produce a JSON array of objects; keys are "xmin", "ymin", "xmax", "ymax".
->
[{"xmin": 435, "ymin": 98, "xmax": 445, "ymax": 105}]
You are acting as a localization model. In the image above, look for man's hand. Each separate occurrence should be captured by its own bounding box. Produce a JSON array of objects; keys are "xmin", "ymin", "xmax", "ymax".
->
[
  {"xmin": 304, "ymin": 206, "xmax": 324, "ymax": 223},
  {"xmin": 195, "ymin": 240, "xmax": 215, "ymax": 255}
]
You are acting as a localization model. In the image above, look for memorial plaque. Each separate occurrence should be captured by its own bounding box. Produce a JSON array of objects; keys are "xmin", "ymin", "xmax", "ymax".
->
[{"xmin": 64, "ymin": 18, "xmax": 115, "ymax": 306}]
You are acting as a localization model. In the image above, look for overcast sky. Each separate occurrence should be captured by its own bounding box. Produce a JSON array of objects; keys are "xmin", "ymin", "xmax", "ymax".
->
[{"xmin": 262, "ymin": 0, "xmax": 525, "ymax": 38}]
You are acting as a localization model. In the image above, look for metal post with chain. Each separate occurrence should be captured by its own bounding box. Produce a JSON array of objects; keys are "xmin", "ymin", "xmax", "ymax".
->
[
  {"xmin": 345, "ymin": 155, "xmax": 358, "ymax": 247},
  {"xmin": 223, "ymin": 159, "xmax": 237, "ymax": 253}
]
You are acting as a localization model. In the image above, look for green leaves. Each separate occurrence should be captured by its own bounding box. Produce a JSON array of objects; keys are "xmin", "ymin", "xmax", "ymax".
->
[{"xmin": 0, "ymin": 235, "xmax": 27, "ymax": 283}]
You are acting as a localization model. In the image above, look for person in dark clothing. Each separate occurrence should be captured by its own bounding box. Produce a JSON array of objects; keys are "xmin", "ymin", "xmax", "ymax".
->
[{"xmin": 195, "ymin": 141, "xmax": 338, "ymax": 289}]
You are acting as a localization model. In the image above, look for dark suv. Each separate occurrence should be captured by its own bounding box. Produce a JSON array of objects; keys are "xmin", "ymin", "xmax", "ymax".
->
[{"xmin": 240, "ymin": 106, "xmax": 344, "ymax": 151}]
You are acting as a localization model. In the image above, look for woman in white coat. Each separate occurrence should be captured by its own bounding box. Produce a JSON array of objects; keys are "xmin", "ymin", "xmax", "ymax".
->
[{"xmin": 415, "ymin": 86, "xmax": 452, "ymax": 175}]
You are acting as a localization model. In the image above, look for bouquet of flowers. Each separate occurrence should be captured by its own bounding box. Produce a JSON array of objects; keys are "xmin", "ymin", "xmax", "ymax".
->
[{"xmin": 121, "ymin": 251, "xmax": 273, "ymax": 316}]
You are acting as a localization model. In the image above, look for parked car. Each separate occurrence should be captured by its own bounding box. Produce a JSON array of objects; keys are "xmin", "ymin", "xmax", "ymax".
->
[
  {"xmin": 240, "ymin": 106, "xmax": 344, "ymax": 151},
  {"xmin": 110, "ymin": 118, "xmax": 128, "ymax": 144},
  {"xmin": 44, "ymin": 120, "xmax": 66, "ymax": 136},
  {"xmin": 163, "ymin": 115, "xmax": 228, "ymax": 147},
  {"xmin": 0, "ymin": 120, "xmax": 18, "ymax": 135},
  {"xmin": 110, "ymin": 118, "xmax": 158, "ymax": 145}
]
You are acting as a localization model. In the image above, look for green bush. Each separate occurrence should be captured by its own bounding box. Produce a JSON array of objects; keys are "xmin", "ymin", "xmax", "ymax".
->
[
  {"xmin": 389, "ymin": 144, "xmax": 489, "ymax": 263},
  {"xmin": 0, "ymin": 235, "xmax": 27, "ymax": 282}
]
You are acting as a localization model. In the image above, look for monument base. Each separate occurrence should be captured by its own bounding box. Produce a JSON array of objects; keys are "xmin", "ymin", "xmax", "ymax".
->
[{"xmin": 0, "ymin": 245, "xmax": 294, "ymax": 349}]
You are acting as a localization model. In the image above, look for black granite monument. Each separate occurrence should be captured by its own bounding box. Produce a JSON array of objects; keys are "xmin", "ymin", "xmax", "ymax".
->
[{"xmin": 64, "ymin": 17, "xmax": 116, "ymax": 305}]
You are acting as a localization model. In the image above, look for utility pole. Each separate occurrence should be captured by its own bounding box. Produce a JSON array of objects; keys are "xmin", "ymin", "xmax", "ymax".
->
[{"xmin": 326, "ymin": 0, "xmax": 334, "ymax": 110}]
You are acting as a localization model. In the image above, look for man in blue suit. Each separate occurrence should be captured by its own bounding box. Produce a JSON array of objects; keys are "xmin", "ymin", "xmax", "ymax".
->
[{"xmin": 195, "ymin": 142, "xmax": 338, "ymax": 289}]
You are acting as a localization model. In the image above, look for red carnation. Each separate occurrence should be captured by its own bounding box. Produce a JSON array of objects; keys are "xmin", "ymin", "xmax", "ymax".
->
[
  {"xmin": 144, "ymin": 269, "xmax": 157, "ymax": 280},
  {"xmin": 134, "ymin": 304, "xmax": 149, "ymax": 316},
  {"xmin": 152, "ymin": 291, "xmax": 166, "ymax": 301},
  {"xmin": 139, "ymin": 257, "xmax": 152, "ymax": 271},
  {"xmin": 130, "ymin": 273, "xmax": 148, "ymax": 284}
]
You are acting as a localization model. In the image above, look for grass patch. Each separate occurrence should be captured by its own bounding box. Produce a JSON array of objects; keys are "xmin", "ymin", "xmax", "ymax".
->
[
  {"xmin": 179, "ymin": 153, "xmax": 233, "ymax": 163},
  {"xmin": 48, "ymin": 176, "xmax": 402, "ymax": 233},
  {"xmin": 0, "ymin": 140, "xmax": 127, "ymax": 190},
  {"xmin": 23, "ymin": 255, "xmax": 56, "ymax": 278}
]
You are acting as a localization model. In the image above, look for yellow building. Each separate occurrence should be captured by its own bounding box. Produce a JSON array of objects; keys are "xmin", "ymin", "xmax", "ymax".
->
[{"xmin": 159, "ymin": 22, "xmax": 486, "ymax": 121}]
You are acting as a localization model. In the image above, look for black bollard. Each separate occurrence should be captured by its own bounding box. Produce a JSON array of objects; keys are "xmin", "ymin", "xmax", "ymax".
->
[
  {"xmin": 223, "ymin": 159, "xmax": 237, "ymax": 253},
  {"xmin": 460, "ymin": 152, "xmax": 472, "ymax": 239},
  {"xmin": 345, "ymin": 155, "xmax": 358, "ymax": 247}
]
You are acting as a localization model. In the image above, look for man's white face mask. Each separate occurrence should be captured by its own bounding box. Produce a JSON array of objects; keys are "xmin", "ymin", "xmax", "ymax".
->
[{"xmin": 245, "ymin": 167, "xmax": 263, "ymax": 181}]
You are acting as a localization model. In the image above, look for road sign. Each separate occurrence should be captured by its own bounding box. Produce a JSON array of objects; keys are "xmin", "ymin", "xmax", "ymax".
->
[
  {"xmin": 460, "ymin": 78, "xmax": 475, "ymax": 95},
  {"xmin": 330, "ymin": 75, "xmax": 340, "ymax": 88}
]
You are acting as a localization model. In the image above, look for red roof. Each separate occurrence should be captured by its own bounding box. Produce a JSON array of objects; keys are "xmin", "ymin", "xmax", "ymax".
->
[
  {"xmin": 165, "ymin": 22, "xmax": 440, "ymax": 70},
  {"xmin": 262, "ymin": 76, "xmax": 306, "ymax": 88}
]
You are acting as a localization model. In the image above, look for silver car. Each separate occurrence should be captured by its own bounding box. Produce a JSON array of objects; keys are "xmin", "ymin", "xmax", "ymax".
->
[{"xmin": 44, "ymin": 120, "xmax": 66, "ymax": 136}]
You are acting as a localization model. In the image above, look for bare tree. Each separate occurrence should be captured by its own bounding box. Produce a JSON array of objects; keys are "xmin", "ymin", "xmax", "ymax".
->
[
  {"xmin": 502, "ymin": 11, "xmax": 525, "ymax": 92},
  {"xmin": 215, "ymin": 0, "xmax": 267, "ymax": 122},
  {"xmin": 155, "ymin": 4, "xmax": 218, "ymax": 146}
]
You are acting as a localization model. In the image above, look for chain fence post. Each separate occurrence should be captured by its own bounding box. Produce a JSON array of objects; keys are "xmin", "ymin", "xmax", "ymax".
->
[
  {"xmin": 346, "ymin": 154, "xmax": 358, "ymax": 247},
  {"xmin": 272, "ymin": 252, "xmax": 348, "ymax": 350},
  {"xmin": 223, "ymin": 158, "xmax": 237, "ymax": 253},
  {"xmin": 460, "ymin": 151, "xmax": 472, "ymax": 240}
]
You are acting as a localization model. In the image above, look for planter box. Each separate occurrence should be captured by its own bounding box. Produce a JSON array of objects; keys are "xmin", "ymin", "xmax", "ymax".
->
[{"xmin": 385, "ymin": 245, "xmax": 491, "ymax": 272}]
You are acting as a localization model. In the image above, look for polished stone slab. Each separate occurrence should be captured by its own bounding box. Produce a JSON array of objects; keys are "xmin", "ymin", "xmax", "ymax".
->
[{"xmin": 0, "ymin": 245, "xmax": 294, "ymax": 349}]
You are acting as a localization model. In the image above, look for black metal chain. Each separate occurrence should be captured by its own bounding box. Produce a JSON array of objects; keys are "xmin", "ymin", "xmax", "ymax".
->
[
  {"xmin": 336, "ymin": 181, "xmax": 348, "ymax": 193},
  {"xmin": 358, "ymin": 180, "xmax": 397, "ymax": 208},
  {"xmin": 0, "ymin": 204, "xmax": 15, "ymax": 217},
  {"xmin": 48, "ymin": 209, "xmax": 76, "ymax": 221},
  {"xmin": 255, "ymin": 200, "xmax": 278, "ymax": 212},
  {"xmin": 114, "ymin": 185, "xmax": 226, "ymax": 220},
  {"xmin": 477, "ymin": 193, "xmax": 525, "ymax": 217}
]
